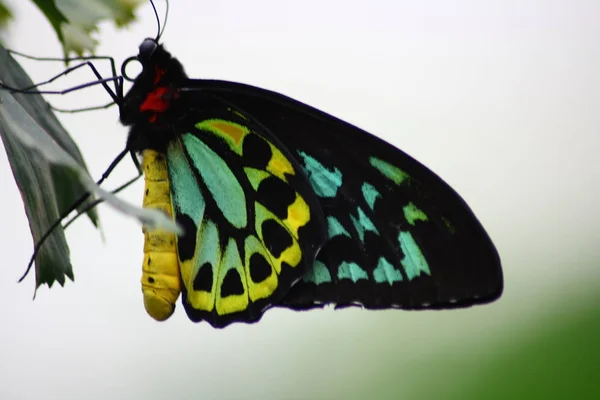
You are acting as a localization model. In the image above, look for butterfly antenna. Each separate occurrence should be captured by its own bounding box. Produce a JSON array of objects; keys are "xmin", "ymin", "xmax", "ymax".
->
[
  {"xmin": 149, "ymin": 0, "xmax": 161, "ymax": 41},
  {"xmin": 159, "ymin": 0, "xmax": 170, "ymax": 41}
]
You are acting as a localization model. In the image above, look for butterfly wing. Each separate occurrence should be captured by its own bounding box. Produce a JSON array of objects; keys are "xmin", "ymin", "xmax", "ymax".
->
[
  {"xmin": 177, "ymin": 80, "xmax": 503, "ymax": 311},
  {"xmin": 162, "ymin": 111, "xmax": 326, "ymax": 327}
]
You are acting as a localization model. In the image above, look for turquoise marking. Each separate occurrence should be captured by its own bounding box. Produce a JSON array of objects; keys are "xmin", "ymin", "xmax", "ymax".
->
[
  {"xmin": 194, "ymin": 220, "xmax": 220, "ymax": 292},
  {"xmin": 327, "ymin": 216, "xmax": 351, "ymax": 239},
  {"xmin": 303, "ymin": 260, "xmax": 332, "ymax": 285},
  {"xmin": 373, "ymin": 257, "xmax": 403, "ymax": 284},
  {"xmin": 167, "ymin": 141, "xmax": 205, "ymax": 223},
  {"xmin": 398, "ymin": 231, "xmax": 431, "ymax": 280},
  {"xmin": 182, "ymin": 134, "xmax": 247, "ymax": 229},
  {"xmin": 361, "ymin": 182, "xmax": 381, "ymax": 210},
  {"xmin": 349, "ymin": 207, "xmax": 379, "ymax": 242},
  {"xmin": 403, "ymin": 202, "xmax": 428, "ymax": 225},
  {"xmin": 297, "ymin": 150, "xmax": 342, "ymax": 198},
  {"xmin": 370, "ymin": 157, "xmax": 410, "ymax": 186},
  {"xmin": 337, "ymin": 261, "xmax": 368, "ymax": 282}
]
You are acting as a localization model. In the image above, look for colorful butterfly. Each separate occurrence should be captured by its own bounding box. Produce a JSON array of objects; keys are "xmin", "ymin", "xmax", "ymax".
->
[
  {"xmin": 4, "ymin": 3, "xmax": 503, "ymax": 328},
  {"xmin": 117, "ymin": 32, "xmax": 504, "ymax": 327}
]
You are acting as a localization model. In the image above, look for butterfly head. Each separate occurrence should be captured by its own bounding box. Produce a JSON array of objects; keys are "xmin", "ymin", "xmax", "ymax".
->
[
  {"xmin": 120, "ymin": 38, "xmax": 189, "ymax": 151},
  {"xmin": 137, "ymin": 37, "xmax": 159, "ymax": 64}
]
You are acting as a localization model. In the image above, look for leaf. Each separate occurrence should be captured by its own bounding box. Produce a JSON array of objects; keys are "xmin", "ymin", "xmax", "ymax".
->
[
  {"xmin": 31, "ymin": 0, "xmax": 68, "ymax": 45},
  {"xmin": 60, "ymin": 23, "xmax": 99, "ymax": 57},
  {"xmin": 0, "ymin": 44, "xmax": 180, "ymax": 289},
  {"xmin": 0, "ymin": 2, "xmax": 13, "ymax": 28},
  {"xmin": 29, "ymin": 0, "xmax": 143, "ymax": 57},
  {"xmin": 0, "ymin": 106, "xmax": 74, "ymax": 288},
  {"xmin": 57, "ymin": 0, "xmax": 144, "ymax": 56},
  {"xmin": 57, "ymin": 0, "xmax": 142, "ymax": 29},
  {"xmin": 0, "ymin": 45, "xmax": 99, "ymax": 223},
  {"xmin": 0, "ymin": 43, "xmax": 96, "ymax": 288}
]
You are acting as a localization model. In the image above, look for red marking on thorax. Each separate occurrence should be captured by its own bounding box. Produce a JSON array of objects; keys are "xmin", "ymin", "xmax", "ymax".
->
[
  {"xmin": 140, "ymin": 67, "xmax": 179, "ymax": 120},
  {"xmin": 140, "ymin": 87, "xmax": 171, "ymax": 112}
]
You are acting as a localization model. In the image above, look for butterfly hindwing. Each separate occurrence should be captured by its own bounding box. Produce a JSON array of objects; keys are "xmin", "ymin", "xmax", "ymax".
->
[
  {"xmin": 178, "ymin": 80, "xmax": 503, "ymax": 311},
  {"xmin": 164, "ymin": 114, "xmax": 325, "ymax": 327}
]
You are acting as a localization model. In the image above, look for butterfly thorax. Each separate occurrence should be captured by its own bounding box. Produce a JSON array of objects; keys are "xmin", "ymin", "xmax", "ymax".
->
[{"xmin": 121, "ymin": 39, "xmax": 190, "ymax": 152}]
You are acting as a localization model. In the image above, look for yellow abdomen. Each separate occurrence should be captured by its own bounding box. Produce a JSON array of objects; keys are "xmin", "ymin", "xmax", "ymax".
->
[{"xmin": 141, "ymin": 150, "xmax": 181, "ymax": 321}]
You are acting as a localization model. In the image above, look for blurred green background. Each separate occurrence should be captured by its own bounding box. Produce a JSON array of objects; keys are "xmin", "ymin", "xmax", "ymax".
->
[{"xmin": 0, "ymin": 1, "xmax": 598, "ymax": 399}]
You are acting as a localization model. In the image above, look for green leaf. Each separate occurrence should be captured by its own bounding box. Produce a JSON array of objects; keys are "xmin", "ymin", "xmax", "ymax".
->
[
  {"xmin": 57, "ymin": 0, "xmax": 142, "ymax": 29},
  {"xmin": 0, "ymin": 46, "xmax": 99, "ymax": 224},
  {"xmin": 31, "ymin": 0, "xmax": 68, "ymax": 44},
  {"xmin": 0, "ymin": 43, "xmax": 93, "ymax": 288},
  {"xmin": 28, "ymin": 0, "xmax": 143, "ymax": 56},
  {"xmin": 0, "ymin": 44, "xmax": 180, "ymax": 289},
  {"xmin": 57, "ymin": 0, "xmax": 143, "ymax": 56},
  {"xmin": 0, "ymin": 2, "xmax": 13, "ymax": 28}
]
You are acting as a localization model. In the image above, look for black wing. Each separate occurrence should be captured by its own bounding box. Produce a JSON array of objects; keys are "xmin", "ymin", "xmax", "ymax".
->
[{"xmin": 178, "ymin": 79, "xmax": 503, "ymax": 311}]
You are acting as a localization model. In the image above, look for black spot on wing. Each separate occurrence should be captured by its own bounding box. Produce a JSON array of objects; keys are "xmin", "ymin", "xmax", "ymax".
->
[
  {"xmin": 193, "ymin": 262, "xmax": 213, "ymax": 292},
  {"xmin": 256, "ymin": 177, "xmax": 296, "ymax": 219},
  {"xmin": 242, "ymin": 134, "xmax": 271, "ymax": 169},
  {"xmin": 221, "ymin": 269, "xmax": 245, "ymax": 297},
  {"xmin": 262, "ymin": 219, "xmax": 293, "ymax": 258},
  {"xmin": 176, "ymin": 213, "xmax": 197, "ymax": 261},
  {"xmin": 249, "ymin": 253, "xmax": 272, "ymax": 283}
]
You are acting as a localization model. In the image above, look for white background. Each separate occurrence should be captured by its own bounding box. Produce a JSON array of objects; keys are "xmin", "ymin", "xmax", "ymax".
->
[{"xmin": 1, "ymin": 0, "xmax": 599, "ymax": 399}]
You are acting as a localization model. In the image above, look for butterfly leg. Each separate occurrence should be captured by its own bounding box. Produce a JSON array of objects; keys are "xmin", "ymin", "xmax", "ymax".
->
[{"xmin": 1, "ymin": 51, "xmax": 122, "ymax": 112}]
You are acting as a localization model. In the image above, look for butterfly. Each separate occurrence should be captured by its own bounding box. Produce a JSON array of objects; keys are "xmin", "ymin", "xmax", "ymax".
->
[
  {"xmin": 2, "ymin": 3, "xmax": 502, "ymax": 328},
  {"xmin": 111, "ymin": 32, "xmax": 503, "ymax": 328}
]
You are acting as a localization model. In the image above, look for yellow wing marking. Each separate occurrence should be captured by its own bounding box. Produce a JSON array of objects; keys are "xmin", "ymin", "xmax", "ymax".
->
[
  {"xmin": 216, "ymin": 238, "xmax": 249, "ymax": 315},
  {"xmin": 266, "ymin": 143, "xmax": 295, "ymax": 181},
  {"xmin": 244, "ymin": 235, "xmax": 279, "ymax": 302},
  {"xmin": 195, "ymin": 119, "xmax": 250, "ymax": 155},
  {"xmin": 284, "ymin": 193, "xmax": 310, "ymax": 238},
  {"xmin": 181, "ymin": 220, "xmax": 220, "ymax": 313},
  {"xmin": 141, "ymin": 150, "xmax": 181, "ymax": 321},
  {"xmin": 255, "ymin": 202, "xmax": 303, "ymax": 274}
]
